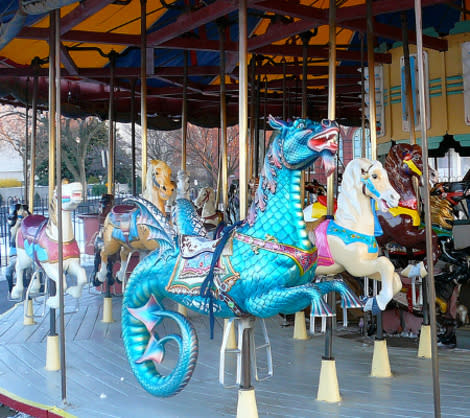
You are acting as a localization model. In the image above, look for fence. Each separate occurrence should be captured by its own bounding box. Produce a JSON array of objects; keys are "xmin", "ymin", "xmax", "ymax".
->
[{"xmin": 0, "ymin": 190, "xmax": 128, "ymax": 267}]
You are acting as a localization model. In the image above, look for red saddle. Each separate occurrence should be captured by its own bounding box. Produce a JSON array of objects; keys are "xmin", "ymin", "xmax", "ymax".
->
[
  {"xmin": 20, "ymin": 214, "xmax": 47, "ymax": 242},
  {"xmin": 110, "ymin": 204, "xmax": 137, "ymax": 233},
  {"xmin": 317, "ymin": 195, "xmax": 337, "ymax": 212}
]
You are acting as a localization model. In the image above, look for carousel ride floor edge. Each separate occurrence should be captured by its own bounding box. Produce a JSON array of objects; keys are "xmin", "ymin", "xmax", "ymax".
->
[{"xmin": 0, "ymin": 288, "xmax": 469, "ymax": 417}]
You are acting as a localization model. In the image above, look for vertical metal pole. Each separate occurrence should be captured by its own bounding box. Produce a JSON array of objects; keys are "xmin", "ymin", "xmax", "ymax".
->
[
  {"xmin": 140, "ymin": 0, "xmax": 148, "ymax": 193},
  {"xmin": 367, "ymin": 0, "xmax": 377, "ymax": 160},
  {"xmin": 414, "ymin": 1, "xmax": 441, "ymax": 415},
  {"xmin": 53, "ymin": 9, "xmax": 67, "ymax": 402},
  {"xmin": 261, "ymin": 76, "xmax": 267, "ymax": 160},
  {"xmin": 301, "ymin": 35, "xmax": 309, "ymax": 118},
  {"xmin": 282, "ymin": 59, "xmax": 287, "ymax": 121},
  {"xmin": 248, "ymin": 57, "xmax": 255, "ymax": 182},
  {"xmin": 48, "ymin": 14, "xmax": 56, "ymax": 203},
  {"xmin": 239, "ymin": 0, "xmax": 248, "ymax": 223},
  {"xmin": 325, "ymin": 0, "xmax": 336, "ymax": 360},
  {"xmin": 24, "ymin": 79, "xmax": 29, "ymax": 206},
  {"xmin": 107, "ymin": 53, "xmax": 115, "ymax": 195},
  {"xmin": 360, "ymin": 34, "xmax": 366, "ymax": 158},
  {"xmin": 219, "ymin": 27, "xmax": 228, "ymax": 210},
  {"xmin": 131, "ymin": 78, "xmax": 137, "ymax": 196},
  {"xmin": 29, "ymin": 64, "xmax": 39, "ymax": 213},
  {"xmin": 254, "ymin": 71, "xmax": 260, "ymax": 176},
  {"xmin": 401, "ymin": 13, "xmax": 416, "ymax": 144},
  {"xmin": 181, "ymin": 50, "xmax": 188, "ymax": 171}
]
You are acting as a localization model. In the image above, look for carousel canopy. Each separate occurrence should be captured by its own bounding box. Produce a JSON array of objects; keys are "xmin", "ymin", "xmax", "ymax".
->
[{"xmin": 0, "ymin": 0, "xmax": 465, "ymax": 129}]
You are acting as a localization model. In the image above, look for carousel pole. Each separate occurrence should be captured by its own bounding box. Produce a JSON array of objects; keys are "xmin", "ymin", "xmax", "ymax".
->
[
  {"xmin": 102, "ymin": 52, "xmax": 116, "ymax": 324},
  {"xmin": 24, "ymin": 78, "xmax": 29, "ymax": 207},
  {"xmin": 45, "ymin": 9, "xmax": 59, "ymax": 372},
  {"xmin": 367, "ymin": 0, "xmax": 392, "ymax": 379},
  {"xmin": 219, "ymin": 23, "xmax": 229, "ymax": 211},
  {"xmin": 414, "ymin": 1, "xmax": 441, "ymax": 414},
  {"xmin": 237, "ymin": 0, "xmax": 257, "ymax": 416},
  {"xmin": 294, "ymin": 32, "xmax": 312, "ymax": 341},
  {"xmin": 401, "ymin": 13, "xmax": 417, "ymax": 145},
  {"xmin": 53, "ymin": 9, "xmax": 67, "ymax": 401},
  {"xmin": 28, "ymin": 59, "xmax": 39, "ymax": 214},
  {"xmin": 218, "ymin": 23, "xmax": 236, "ymax": 348},
  {"xmin": 140, "ymin": 0, "xmax": 148, "ymax": 194},
  {"xmin": 248, "ymin": 57, "xmax": 255, "ymax": 181},
  {"xmin": 131, "ymin": 78, "xmax": 137, "ymax": 197},
  {"xmin": 360, "ymin": 34, "xmax": 366, "ymax": 158},
  {"xmin": 176, "ymin": 50, "xmax": 189, "ymax": 318},
  {"xmin": 282, "ymin": 58, "xmax": 287, "ymax": 121},
  {"xmin": 317, "ymin": 0, "xmax": 341, "ymax": 403}
]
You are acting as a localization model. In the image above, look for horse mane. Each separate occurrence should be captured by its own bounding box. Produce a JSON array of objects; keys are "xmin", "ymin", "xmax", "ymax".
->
[
  {"xmin": 246, "ymin": 132, "xmax": 283, "ymax": 225},
  {"xmin": 143, "ymin": 160, "xmax": 157, "ymax": 201},
  {"xmin": 336, "ymin": 158, "xmax": 373, "ymax": 225},
  {"xmin": 49, "ymin": 189, "xmax": 57, "ymax": 227}
]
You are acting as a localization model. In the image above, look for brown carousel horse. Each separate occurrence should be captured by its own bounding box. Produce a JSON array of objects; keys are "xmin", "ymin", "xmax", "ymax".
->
[
  {"xmin": 377, "ymin": 142, "xmax": 441, "ymax": 268},
  {"xmin": 95, "ymin": 160, "xmax": 175, "ymax": 283}
]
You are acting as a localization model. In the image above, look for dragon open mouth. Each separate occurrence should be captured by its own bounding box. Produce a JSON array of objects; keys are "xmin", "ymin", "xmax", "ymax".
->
[{"xmin": 308, "ymin": 127, "xmax": 339, "ymax": 154}]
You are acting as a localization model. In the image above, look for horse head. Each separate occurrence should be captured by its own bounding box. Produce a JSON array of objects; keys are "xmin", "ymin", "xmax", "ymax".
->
[
  {"xmin": 145, "ymin": 160, "xmax": 175, "ymax": 203},
  {"xmin": 58, "ymin": 180, "xmax": 84, "ymax": 211},
  {"xmin": 268, "ymin": 116, "xmax": 338, "ymax": 174},
  {"xmin": 194, "ymin": 187, "xmax": 213, "ymax": 209},
  {"xmin": 385, "ymin": 143, "xmax": 423, "ymax": 188},
  {"xmin": 346, "ymin": 158, "xmax": 400, "ymax": 212}
]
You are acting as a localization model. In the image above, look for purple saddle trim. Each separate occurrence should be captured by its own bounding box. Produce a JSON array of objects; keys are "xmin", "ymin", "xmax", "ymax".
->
[
  {"xmin": 20, "ymin": 214, "xmax": 47, "ymax": 242},
  {"xmin": 112, "ymin": 204, "xmax": 137, "ymax": 215},
  {"xmin": 314, "ymin": 219, "xmax": 335, "ymax": 267}
]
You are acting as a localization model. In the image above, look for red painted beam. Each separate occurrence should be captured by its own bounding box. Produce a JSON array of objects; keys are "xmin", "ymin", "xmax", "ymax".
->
[
  {"xmin": 147, "ymin": 0, "xmax": 237, "ymax": 46},
  {"xmin": 60, "ymin": 0, "xmax": 115, "ymax": 34},
  {"xmin": 247, "ymin": 19, "xmax": 316, "ymax": 50},
  {"xmin": 336, "ymin": 0, "xmax": 449, "ymax": 22},
  {"xmin": 253, "ymin": 0, "xmax": 448, "ymax": 51},
  {"xmin": 257, "ymin": 45, "xmax": 392, "ymax": 64},
  {"xmin": 344, "ymin": 19, "xmax": 448, "ymax": 51}
]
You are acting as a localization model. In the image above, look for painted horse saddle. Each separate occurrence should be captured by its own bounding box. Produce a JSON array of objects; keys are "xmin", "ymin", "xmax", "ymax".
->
[
  {"xmin": 20, "ymin": 214, "xmax": 47, "ymax": 242},
  {"xmin": 109, "ymin": 204, "xmax": 137, "ymax": 233}
]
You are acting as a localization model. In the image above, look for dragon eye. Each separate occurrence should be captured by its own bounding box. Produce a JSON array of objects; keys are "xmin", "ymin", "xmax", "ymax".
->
[
  {"xmin": 297, "ymin": 121, "xmax": 305, "ymax": 129},
  {"xmin": 321, "ymin": 119, "xmax": 331, "ymax": 128}
]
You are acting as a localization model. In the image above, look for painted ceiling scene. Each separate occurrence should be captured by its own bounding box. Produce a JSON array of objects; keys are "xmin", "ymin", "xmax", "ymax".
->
[{"xmin": 0, "ymin": 0, "xmax": 467, "ymax": 129}]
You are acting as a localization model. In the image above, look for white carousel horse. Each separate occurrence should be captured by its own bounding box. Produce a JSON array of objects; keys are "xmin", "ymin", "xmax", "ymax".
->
[
  {"xmin": 12, "ymin": 181, "xmax": 87, "ymax": 309},
  {"xmin": 96, "ymin": 160, "xmax": 175, "ymax": 283},
  {"xmin": 308, "ymin": 158, "xmax": 402, "ymax": 314},
  {"xmin": 194, "ymin": 186, "xmax": 223, "ymax": 227}
]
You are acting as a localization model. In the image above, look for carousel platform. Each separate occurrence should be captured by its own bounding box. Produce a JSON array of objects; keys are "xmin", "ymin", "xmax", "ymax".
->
[{"xmin": 0, "ymin": 287, "xmax": 469, "ymax": 417}]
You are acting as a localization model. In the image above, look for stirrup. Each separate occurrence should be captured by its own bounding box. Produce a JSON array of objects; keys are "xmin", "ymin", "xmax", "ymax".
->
[{"xmin": 219, "ymin": 317, "xmax": 273, "ymax": 388}]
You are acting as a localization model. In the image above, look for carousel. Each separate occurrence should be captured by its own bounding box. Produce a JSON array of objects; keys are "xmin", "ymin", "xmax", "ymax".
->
[{"xmin": 0, "ymin": 0, "xmax": 469, "ymax": 417}]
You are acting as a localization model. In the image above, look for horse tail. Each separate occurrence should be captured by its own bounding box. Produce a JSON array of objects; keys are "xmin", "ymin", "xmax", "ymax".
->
[{"xmin": 121, "ymin": 251, "xmax": 198, "ymax": 397}]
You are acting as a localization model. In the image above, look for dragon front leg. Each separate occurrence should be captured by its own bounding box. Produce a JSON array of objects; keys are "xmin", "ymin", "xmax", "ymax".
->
[{"xmin": 313, "ymin": 278, "xmax": 363, "ymax": 310}]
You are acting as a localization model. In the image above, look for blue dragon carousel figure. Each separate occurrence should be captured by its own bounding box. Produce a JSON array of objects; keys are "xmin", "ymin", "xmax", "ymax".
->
[{"xmin": 121, "ymin": 116, "xmax": 363, "ymax": 397}]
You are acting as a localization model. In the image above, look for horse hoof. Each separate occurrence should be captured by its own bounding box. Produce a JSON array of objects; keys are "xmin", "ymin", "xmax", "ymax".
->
[
  {"xmin": 10, "ymin": 287, "xmax": 22, "ymax": 299},
  {"xmin": 66, "ymin": 287, "xmax": 82, "ymax": 299},
  {"xmin": 46, "ymin": 297, "xmax": 59, "ymax": 309},
  {"xmin": 362, "ymin": 297, "xmax": 381, "ymax": 315}
]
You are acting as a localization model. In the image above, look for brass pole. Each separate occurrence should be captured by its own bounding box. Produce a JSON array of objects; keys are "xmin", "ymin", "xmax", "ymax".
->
[
  {"xmin": 140, "ymin": 0, "xmax": 148, "ymax": 192},
  {"xmin": 181, "ymin": 50, "xmax": 188, "ymax": 171},
  {"xmin": 401, "ymin": 13, "xmax": 416, "ymax": 144},
  {"xmin": 107, "ymin": 53, "xmax": 115, "ymax": 195},
  {"xmin": 48, "ymin": 13, "xmax": 56, "ymax": 202},
  {"xmin": 360, "ymin": 34, "xmax": 366, "ymax": 158},
  {"xmin": 53, "ymin": 9, "xmax": 67, "ymax": 402},
  {"xmin": 367, "ymin": 0, "xmax": 377, "ymax": 160},
  {"xmin": 282, "ymin": 58, "xmax": 287, "ymax": 121},
  {"xmin": 239, "ymin": 0, "xmax": 248, "ymax": 219},
  {"xmin": 219, "ymin": 26, "xmax": 228, "ymax": 210},
  {"xmin": 24, "ymin": 78, "xmax": 29, "ymax": 206},
  {"xmin": 414, "ymin": 1, "xmax": 441, "ymax": 415},
  {"xmin": 326, "ymin": 0, "xmax": 336, "ymax": 217},
  {"xmin": 28, "ymin": 62, "xmax": 39, "ymax": 213},
  {"xmin": 131, "ymin": 78, "xmax": 137, "ymax": 196},
  {"xmin": 248, "ymin": 56, "xmax": 255, "ymax": 181}
]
